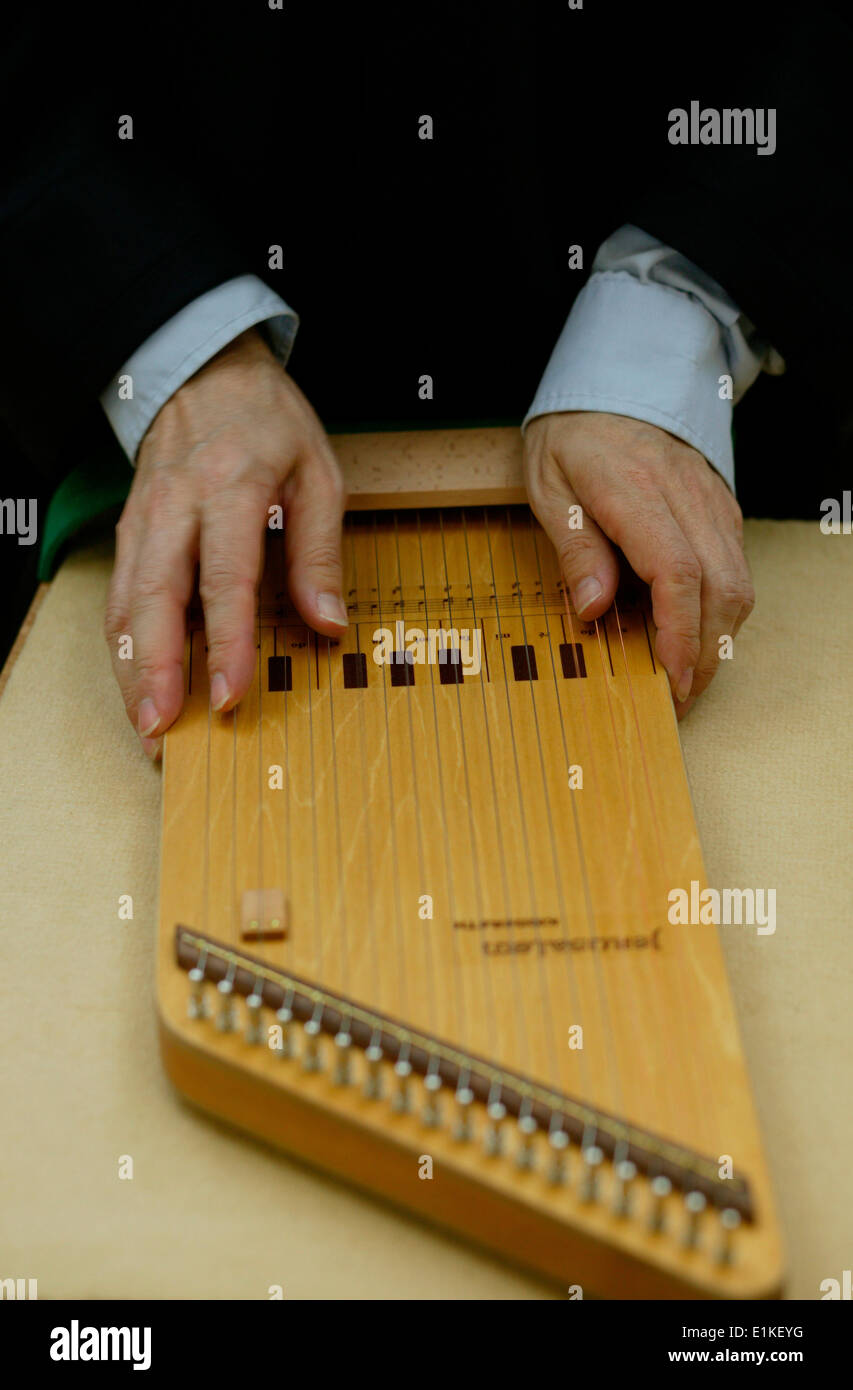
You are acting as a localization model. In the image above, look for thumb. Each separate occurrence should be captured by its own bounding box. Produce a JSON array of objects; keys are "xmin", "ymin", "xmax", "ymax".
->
[{"xmin": 528, "ymin": 467, "xmax": 620, "ymax": 619}]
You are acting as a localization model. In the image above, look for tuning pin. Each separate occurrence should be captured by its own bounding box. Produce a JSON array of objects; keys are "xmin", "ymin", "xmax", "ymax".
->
[
  {"xmin": 333, "ymin": 1031, "xmax": 352, "ymax": 1085},
  {"xmin": 187, "ymin": 966, "xmax": 209, "ymax": 1020},
  {"xmin": 580, "ymin": 1145, "xmax": 604, "ymax": 1203},
  {"xmin": 392, "ymin": 1058, "xmax": 412, "ymax": 1113},
  {"xmin": 275, "ymin": 1004, "xmax": 294, "ymax": 1058},
  {"xmin": 245, "ymin": 992, "xmax": 264, "ymax": 1045},
  {"xmin": 421, "ymin": 1070, "xmax": 442, "ymax": 1127},
  {"xmin": 717, "ymin": 1207, "xmax": 741, "ymax": 1266},
  {"xmin": 683, "ymin": 1191, "xmax": 707, "ymax": 1250},
  {"xmin": 613, "ymin": 1159, "xmax": 638, "ymax": 1217},
  {"xmin": 216, "ymin": 978, "xmax": 236, "ymax": 1032},
  {"xmin": 362, "ymin": 1043, "xmax": 383, "ymax": 1098},
  {"xmin": 302, "ymin": 1016, "xmax": 323, "ymax": 1072},
  {"xmin": 515, "ymin": 1114, "xmax": 538, "ymax": 1170},
  {"xmin": 483, "ymin": 1100, "xmax": 507, "ymax": 1157},
  {"xmin": 649, "ymin": 1174, "xmax": 673, "ymax": 1232},
  {"xmin": 453, "ymin": 1086, "xmax": 475, "ymax": 1142},
  {"xmin": 547, "ymin": 1128, "xmax": 570, "ymax": 1185}
]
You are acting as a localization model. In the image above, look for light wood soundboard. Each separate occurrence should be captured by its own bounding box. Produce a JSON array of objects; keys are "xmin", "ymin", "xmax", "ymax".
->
[{"xmin": 157, "ymin": 428, "xmax": 783, "ymax": 1298}]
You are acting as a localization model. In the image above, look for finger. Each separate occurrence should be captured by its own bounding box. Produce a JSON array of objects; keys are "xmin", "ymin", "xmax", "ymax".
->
[
  {"xmin": 199, "ymin": 467, "xmax": 273, "ymax": 713},
  {"xmin": 589, "ymin": 481, "xmax": 702, "ymax": 701},
  {"xmin": 669, "ymin": 491, "xmax": 756, "ymax": 703},
  {"xmin": 130, "ymin": 476, "xmax": 199, "ymax": 738},
  {"xmin": 282, "ymin": 448, "xmax": 348, "ymax": 633},
  {"xmin": 104, "ymin": 501, "xmax": 146, "ymax": 733},
  {"xmin": 526, "ymin": 456, "xmax": 620, "ymax": 618}
]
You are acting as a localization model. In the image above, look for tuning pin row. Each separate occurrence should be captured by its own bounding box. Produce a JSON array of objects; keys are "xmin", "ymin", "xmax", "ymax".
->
[{"xmin": 183, "ymin": 972, "xmax": 742, "ymax": 1263}]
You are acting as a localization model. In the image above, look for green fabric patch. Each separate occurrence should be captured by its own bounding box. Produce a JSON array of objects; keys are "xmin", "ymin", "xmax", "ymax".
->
[{"xmin": 38, "ymin": 450, "xmax": 133, "ymax": 581}]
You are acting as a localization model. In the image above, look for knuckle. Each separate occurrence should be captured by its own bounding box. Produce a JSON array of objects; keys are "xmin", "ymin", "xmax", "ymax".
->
[
  {"xmin": 710, "ymin": 571, "xmax": 755, "ymax": 610},
  {"xmin": 199, "ymin": 567, "xmax": 255, "ymax": 608},
  {"xmin": 133, "ymin": 572, "xmax": 170, "ymax": 603},
  {"xmin": 103, "ymin": 602, "xmax": 126, "ymax": 643},
  {"xmin": 662, "ymin": 552, "xmax": 702, "ymax": 590},
  {"xmin": 555, "ymin": 531, "xmax": 602, "ymax": 575},
  {"xmin": 296, "ymin": 539, "xmax": 342, "ymax": 576}
]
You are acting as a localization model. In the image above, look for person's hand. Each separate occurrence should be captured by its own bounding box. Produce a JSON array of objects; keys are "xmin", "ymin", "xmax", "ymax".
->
[
  {"xmin": 523, "ymin": 411, "xmax": 754, "ymax": 718},
  {"xmin": 104, "ymin": 328, "xmax": 347, "ymax": 758}
]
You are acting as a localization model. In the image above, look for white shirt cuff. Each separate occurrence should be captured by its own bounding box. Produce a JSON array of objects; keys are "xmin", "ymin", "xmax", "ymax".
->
[
  {"xmin": 523, "ymin": 272, "xmax": 738, "ymax": 492},
  {"xmin": 100, "ymin": 274, "xmax": 298, "ymax": 463}
]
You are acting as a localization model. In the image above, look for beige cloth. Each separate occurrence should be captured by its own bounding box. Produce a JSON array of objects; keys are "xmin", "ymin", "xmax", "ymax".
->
[{"xmin": 1, "ymin": 522, "xmax": 851, "ymax": 1300}]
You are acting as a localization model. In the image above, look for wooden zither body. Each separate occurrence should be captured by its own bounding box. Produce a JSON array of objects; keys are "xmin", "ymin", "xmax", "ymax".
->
[{"xmin": 157, "ymin": 437, "xmax": 783, "ymax": 1298}]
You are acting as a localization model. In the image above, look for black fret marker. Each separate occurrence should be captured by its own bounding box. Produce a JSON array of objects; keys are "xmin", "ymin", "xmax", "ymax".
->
[
  {"xmin": 268, "ymin": 655, "xmax": 292, "ymax": 692},
  {"xmin": 342, "ymin": 652, "xmax": 368, "ymax": 689},
  {"xmin": 390, "ymin": 653, "xmax": 415, "ymax": 687},
  {"xmin": 560, "ymin": 643, "xmax": 587, "ymax": 679},
  {"xmin": 439, "ymin": 650, "xmax": 463, "ymax": 684},
  {"xmin": 511, "ymin": 644, "xmax": 538, "ymax": 682}
]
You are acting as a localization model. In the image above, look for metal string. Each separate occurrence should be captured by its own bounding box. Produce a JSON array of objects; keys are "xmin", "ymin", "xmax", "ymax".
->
[
  {"xmin": 346, "ymin": 517, "xmax": 381, "ymax": 1025},
  {"xmin": 610, "ymin": 596, "xmax": 720, "ymax": 1147},
  {"xmin": 482, "ymin": 508, "xmax": 561, "ymax": 1110},
  {"xmin": 371, "ymin": 512, "xmax": 409, "ymax": 1026},
  {"xmin": 436, "ymin": 509, "xmax": 496, "ymax": 1065},
  {"xmin": 523, "ymin": 511, "xmax": 615, "ymax": 1148},
  {"xmin": 458, "ymin": 508, "xmax": 531, "ymax": 1076},
  {"xmin": 391, "ymin": 512, "xmax": 438, "ymax": 1029},
  {"xmin": 414, "ymin": 510, "xmax": 468, "ymax": 1053}
]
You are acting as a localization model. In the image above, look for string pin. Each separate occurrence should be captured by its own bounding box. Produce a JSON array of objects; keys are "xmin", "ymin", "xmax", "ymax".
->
[
  {"xmin": 716, "ymin": 1207, "xmax": 741, "ymax": 1266},
  {"xmin": 187, "ymin": 967, "xmax": 209, "ymax": 1021},
  {"xmin": 683, "ymin": 1190, "xmax": 707, "ymax": 1250},
  {"xmin": 215, "ymin": 978, "xmax": 236, "ymax": 1033},
  {"xmin": 363, "ymin": 1043, "xmax": 384, "ymax": 1099},
  {"xmin": 580, "ymin": 1145, "xmax": 604, "ymax": 1203},
  {"xmin": 275, "ymin": 1005, "xmax": 294, "ymax": 1059},
  {"xmin": 333, "ymin": 1031, "xmax": 353, "ymax": 1086},
  {"xmin": 483, "ymin": 1101, "xmax": 507, "ymax": 1157},
  {"xmin": 245, "ymin": 992, "xmax": 264, "ymax": 1045},
  {"xmin": 392, "ymin": 1058, "xmax": 412, "ymax": 1114},
  {"xmin": 452, "ymin": 1086, "xmax": 474, "ymax": 1143},
  {"xmin": 421, "ymin": 1071, "xmax": 442, "ymax": 1127},
  {"xmin": 302, "ymin": 1016, "xmax": 323, "ymax": 1072},
  {"xmin": 613, "ymin": 1160, "xmax": 638, "ymax": 1218},
  {"xmin": 547, "ymin": 1129, "xmax": 570, "ymax": 1185},
  {"xmin": 515, "ymin": 1114, "xmax": 538, "ymax": 1171},
  {"xmin": 648, "ymin": 1175, "xmax": 673, "ymax": 1233}
]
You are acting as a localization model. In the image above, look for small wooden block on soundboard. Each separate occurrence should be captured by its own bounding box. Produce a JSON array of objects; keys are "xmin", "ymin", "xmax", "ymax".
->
[{"xmin": 241, "ymin": 889, "xmax": 288, "ymax": 942}]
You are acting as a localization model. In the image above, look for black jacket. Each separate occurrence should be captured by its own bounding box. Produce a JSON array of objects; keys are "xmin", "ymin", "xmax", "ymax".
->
[{"xmin": 1, "ymin": 1, "xmax": 850, "ymax": 519}]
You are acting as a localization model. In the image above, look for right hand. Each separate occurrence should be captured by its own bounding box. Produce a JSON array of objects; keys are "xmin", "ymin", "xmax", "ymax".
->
[{"xmin": 104, "ymin": 328, "xmax": 347, "ymax": 758}]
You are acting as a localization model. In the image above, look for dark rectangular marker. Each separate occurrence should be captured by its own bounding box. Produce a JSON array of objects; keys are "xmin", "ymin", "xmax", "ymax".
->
[
  {"xmin": 390, "ymin": 653, "xmax": 415, "ymax": 686},
  {"xmin": 342, "ymin": 651, "xmax": 368, "ymax": 689},
  {"xmin": 511, "ymin": 643, "xmax": 538, "ymax": 681},
  {"xmin": 439, "ymin": 649, "xmax": 463, "ymax": 684},
  {"xmin": 560, "ymin": 642, "xmax": 587, "ymax": 679},
  {"xmin": 268, "ymin": 655, "xmax": 292, "ymax": 692}
]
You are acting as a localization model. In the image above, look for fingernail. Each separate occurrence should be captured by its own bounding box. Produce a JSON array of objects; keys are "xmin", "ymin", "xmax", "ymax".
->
[
  {"xmin": 574, "ymin": 577, "xmax": 603, "ymax": 615},
  {"xmin": 210, "ymin": 672, "xmax": 231, "ymax": 711},
  {"xmin": 142, "ymin": 736, "xmax": 162, "ymax": 762},
  {"xmin": 137, "ymin": 698, "xmax": 160, "ymax": 738},
  {"xmin": 316, "ymin": 592, "xmax": 348, "ymax": 628},
  {"xmin": 675, "ymin": 668, "xmax": 694, "ymax": 703}
]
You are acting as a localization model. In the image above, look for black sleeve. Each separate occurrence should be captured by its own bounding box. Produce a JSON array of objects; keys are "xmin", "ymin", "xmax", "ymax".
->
[{"xmin": 0, "ymin": 11, "xmax": 249, "ymax": 478}]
